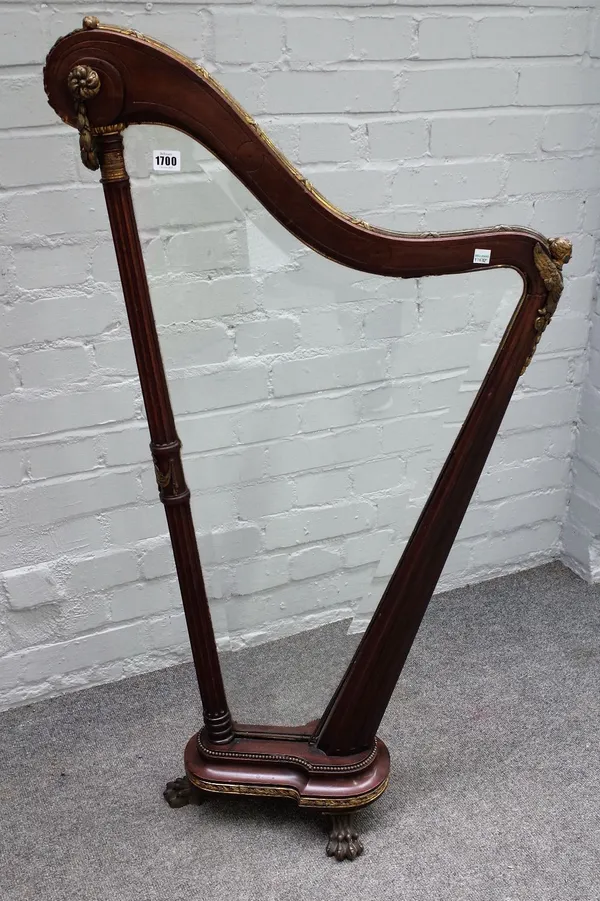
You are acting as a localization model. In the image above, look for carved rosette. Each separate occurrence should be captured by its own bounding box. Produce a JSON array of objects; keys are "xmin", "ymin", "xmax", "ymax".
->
[{"xmin": 522, "ymin": 237, "xmax": 572, "ymax": 374}]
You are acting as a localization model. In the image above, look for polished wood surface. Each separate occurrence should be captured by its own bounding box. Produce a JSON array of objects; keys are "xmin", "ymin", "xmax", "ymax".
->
[
  {"xmin": 185, "ymin": 730, "xmax": 391, "ymax": 809},
  {"xmin": 97, "ymin": 128, "xmax": 234, "ymax": 745},
  {"xmin": 44, "ymin": 21, "xmax": 547, "ymax": 288},
  {"xmin": 43, "ymin": 19, "xmax": 571, "ymax": 823}
]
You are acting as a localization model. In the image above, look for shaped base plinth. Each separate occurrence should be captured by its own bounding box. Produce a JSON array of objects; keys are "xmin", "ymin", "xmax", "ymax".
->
[
  {"xmin": 185, "ymin": 723, "xmax": 389, "ymax": 810},
  {"xmin": 177, "ymin": 722, "xmax": 389, "ymax": 858}
]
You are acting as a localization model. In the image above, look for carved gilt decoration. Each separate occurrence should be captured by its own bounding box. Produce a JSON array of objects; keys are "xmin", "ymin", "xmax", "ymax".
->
[
  {"xmin": 522, "ymin": 237, "xmax": 573, "ymax": 373},
  {"xmin": 67, "ymin": 63, "xmax": 101, "ymax": 170}
]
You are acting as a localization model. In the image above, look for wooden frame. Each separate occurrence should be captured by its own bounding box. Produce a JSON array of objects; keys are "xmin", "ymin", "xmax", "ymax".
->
[{"xmin": 43, "ymin": 17, "xmax": 572, "ymax": 860}]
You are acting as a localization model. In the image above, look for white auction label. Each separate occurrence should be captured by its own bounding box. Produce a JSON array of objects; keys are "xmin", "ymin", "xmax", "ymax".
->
[
  {"xmin": 153, "ymin": 150, "xmax": 181, "ymax": 172},
  {"xmin": 473, "ymin": 248, "xmax": 491, "ymax": 265}
]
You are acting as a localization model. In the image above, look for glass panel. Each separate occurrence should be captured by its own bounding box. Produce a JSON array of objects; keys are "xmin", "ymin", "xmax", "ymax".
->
[{"xmin": 121, "ymin": 125, "xmax": 522, "ymax": 725}]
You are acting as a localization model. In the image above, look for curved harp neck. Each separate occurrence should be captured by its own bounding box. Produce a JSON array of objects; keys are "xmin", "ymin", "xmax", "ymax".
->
[{"xmin": 45, "ymin": 17, "xmax": 550, "ymax": 288}]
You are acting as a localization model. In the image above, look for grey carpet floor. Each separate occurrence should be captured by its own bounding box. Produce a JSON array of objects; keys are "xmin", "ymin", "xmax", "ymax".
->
[{"xmin": 1, "ymin": 561, "xmax": 599, "ymax": 901}]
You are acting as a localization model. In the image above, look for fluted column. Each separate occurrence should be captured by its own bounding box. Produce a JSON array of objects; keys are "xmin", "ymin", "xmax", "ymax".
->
[{"xmin": 96, "ymin": 128, "xmax": 234, "ymax": 744}]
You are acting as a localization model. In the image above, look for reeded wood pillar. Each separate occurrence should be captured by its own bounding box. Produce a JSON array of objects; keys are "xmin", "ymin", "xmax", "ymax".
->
[{"xmin": 96, "ymin": 128, "xmax": 234, "ymax": 744}]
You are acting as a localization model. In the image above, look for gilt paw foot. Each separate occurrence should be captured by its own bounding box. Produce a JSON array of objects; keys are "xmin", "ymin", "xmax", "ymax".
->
[
  {"xmin": 325, "ymin": 813, "xmax": 364, "ymax": 861},
  {"xmin": 163, "ymin": 776, "xmax": 200, "ymax": 808}
]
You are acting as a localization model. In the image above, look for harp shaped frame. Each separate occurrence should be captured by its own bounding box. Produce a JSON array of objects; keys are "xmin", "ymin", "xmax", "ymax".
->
[{"xmin": 44, "ymin": 17, "xmax": 571, "ymax": 858}]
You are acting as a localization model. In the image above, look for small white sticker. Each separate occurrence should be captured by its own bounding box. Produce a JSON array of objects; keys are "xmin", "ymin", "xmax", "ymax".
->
[
  {"xmin": 473, "ymin": 248, "xmax": 491, "ymax": 265},
  {"xmin": 153, "ymin": 150, "xmax": 181, "ymax": 172}
]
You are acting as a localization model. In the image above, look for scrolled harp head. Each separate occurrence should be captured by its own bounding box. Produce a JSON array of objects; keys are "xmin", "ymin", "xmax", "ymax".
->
[{"xmin": 548, "ymin": 237, "xmax": 572, "ymax": 269}]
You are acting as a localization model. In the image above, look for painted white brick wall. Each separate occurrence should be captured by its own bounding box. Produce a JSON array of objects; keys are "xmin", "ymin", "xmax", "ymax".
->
[
  {"xmin": 563, "ymin": 303, "xmax": 600, "ymax": 579},
  {"xmin": 0, "ymin": 1, "xmax": 598, "ymax": 710}
]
